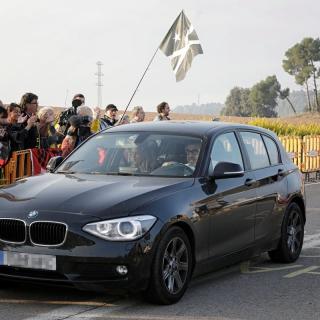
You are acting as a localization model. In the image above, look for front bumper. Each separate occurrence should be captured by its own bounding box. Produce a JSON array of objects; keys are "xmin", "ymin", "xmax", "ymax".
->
[{"xmin": 0, "ymin": 221, "xmax": 163, "ymax": 293}]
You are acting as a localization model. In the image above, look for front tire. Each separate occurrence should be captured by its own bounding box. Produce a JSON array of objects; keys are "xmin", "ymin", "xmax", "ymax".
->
[
  {"xmin": 268, "ymin": 203, "xmax": 304, "ymax": 263},
  {"xmin": 145, "ymin": 226, "xmax": 193, "ymax": 304}
]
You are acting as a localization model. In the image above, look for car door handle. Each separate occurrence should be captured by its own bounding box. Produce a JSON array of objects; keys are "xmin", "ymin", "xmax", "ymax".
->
[
  {"xmin": 245, "ymin": 178, "xmax": 256, "ymax": 187},
  {"xmin": 277, "ymin": 169, "xmax": 284, "ymax": 177}
]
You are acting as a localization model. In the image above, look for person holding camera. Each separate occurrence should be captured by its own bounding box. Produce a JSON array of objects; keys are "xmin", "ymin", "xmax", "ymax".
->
[
  {"xmin": 57, "ymin": 93, "xmax": 85, "ymax": 136},
  {"xmin": 61, "ymin": 106, "xmax": 94, "ymax": 158}
]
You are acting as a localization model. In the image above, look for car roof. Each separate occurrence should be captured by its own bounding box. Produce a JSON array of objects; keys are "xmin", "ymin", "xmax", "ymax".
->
[{"xmin": 105, "ymin": 121, "xmax": 277, "ymax": 138}]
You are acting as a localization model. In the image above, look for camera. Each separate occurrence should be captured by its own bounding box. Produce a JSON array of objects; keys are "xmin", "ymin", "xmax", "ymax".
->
[
  {"xmin": 80, "ymin": 115, "xmax": 93, "ymax": 125},
  {"xmin": 68, "ymin": 115, "xmax": 93, "ymax": 129},
  {"xmin": 72, "ymin": 99, "xmax": 83, "ymax": 108}
]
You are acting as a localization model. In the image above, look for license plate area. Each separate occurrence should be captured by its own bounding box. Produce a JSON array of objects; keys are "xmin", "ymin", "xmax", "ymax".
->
[{"xmin": 0, "ymin": 251, "xmax": 56, "ymax": 271}]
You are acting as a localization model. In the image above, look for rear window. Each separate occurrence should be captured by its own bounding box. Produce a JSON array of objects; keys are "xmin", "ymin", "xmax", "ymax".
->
[
  {"xmin": 240, "ymin": 132, "xmax": 270, "ymax": 170},
  {"xmin": 263, "ymin": 135, "xmax": 280, "ymax": 165}
]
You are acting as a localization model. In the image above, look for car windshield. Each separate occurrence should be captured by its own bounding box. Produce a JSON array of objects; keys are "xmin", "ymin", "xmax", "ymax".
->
[{"xmin": 56, "ymin": 132, "xmax": 202, "ymax": 177}]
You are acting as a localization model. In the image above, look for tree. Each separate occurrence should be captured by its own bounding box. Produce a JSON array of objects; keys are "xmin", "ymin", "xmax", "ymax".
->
[
  {"xmin": 249, "ymin": 75, "xmax": 281, "ymax": 117},
  {"xmin": 278, "ymin": 88, "xmax": 297, "ymax": 114},
  {"xmin": 221, "ymin": 87, "xmax": 252, "ymax": 116},
  {"xmin": 301, "ymin": 38, "xmax": 320, "ymax": 111},
  {"xmin": 283, "ymin": 37, "xmax": 320, "ymax": 112}
]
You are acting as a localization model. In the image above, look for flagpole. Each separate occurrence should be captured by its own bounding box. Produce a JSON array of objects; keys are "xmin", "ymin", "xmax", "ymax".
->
[{"xmin": 118, "ymin": 47, "xmax": 159, "ymax": 124}]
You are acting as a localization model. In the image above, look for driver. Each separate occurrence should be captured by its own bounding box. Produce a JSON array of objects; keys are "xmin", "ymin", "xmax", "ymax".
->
[{"xmin": 185, "ymin": 142, "xmax": 201, "ymax": 170}]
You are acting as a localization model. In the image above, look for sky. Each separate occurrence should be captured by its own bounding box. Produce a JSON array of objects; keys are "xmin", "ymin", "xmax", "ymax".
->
[{"xmin": 0, "ymin": 0, "xmax": 319, "ymax": 111}]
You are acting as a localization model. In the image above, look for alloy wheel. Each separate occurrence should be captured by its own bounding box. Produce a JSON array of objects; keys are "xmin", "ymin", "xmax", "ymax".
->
[
  {"xmin": 287, "ymin": 209, "xmax": 303, "ymax": 255},
  {"xmin": 162, "ymin": 236, "xmax": 189, "ymax": 294}
]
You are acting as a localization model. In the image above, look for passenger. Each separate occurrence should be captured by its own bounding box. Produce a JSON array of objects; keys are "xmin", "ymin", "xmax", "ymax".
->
[
  {"xmin": 153, "ymin": 102, "xmax": 170, "ymax": 121},
  {"xmin": 130, "ymin": 106, "xmax": 145, "ymax": 123},
  {"xmin": 19, "ymin": 92, "xmax": 39, "ymax": 149},
  {"xmin": 133, "ymin": 140, "xmax": 159, "ymax": 173},
  {"xmin": 100, "ymin": 104, "xmax": 118, "ymax": 129},
  {"xmin": 57, "ymin": 93, "xmax": 85, "ymax": 136}
]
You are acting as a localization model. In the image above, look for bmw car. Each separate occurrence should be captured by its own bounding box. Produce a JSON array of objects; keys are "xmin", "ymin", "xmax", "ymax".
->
[{"xmin": 0, "ymin": 121, "xmax": 305, "ymax": 304}]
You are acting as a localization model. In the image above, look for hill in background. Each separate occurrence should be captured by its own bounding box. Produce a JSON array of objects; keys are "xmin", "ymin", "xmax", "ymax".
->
[
  {"xmin": 172, "ymin": 90, "xmax": 312, "ymax": 118},
  {"xmin": 276, "ymin": 90, "xmax": 314, "ymax": 116},
  {"xmin": 173, "ymin": 102, "xmax": 224, "ymax": 116}
]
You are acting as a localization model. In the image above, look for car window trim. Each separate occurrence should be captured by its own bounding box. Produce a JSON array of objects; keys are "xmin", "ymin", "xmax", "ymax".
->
[
  {"xmin": 261, "ymin": 134, "xmax": 282, "ymax": 165},
  {"xmin": 237, "ymin": 129, "xmax": 283, "ymax": 172}
]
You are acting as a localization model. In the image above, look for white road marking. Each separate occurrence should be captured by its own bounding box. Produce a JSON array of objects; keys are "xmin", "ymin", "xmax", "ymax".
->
[
  {"xmin": 283, "ymin": 266, "xmax": 320, "ymax": 278},
  {"xmin": 69, "ymin": 314, "xmax": 244, "ymax": 320},
  {"xmin": 303, "ymin": 232, "xmax": 320, "ymax": 249},
  {"xmin": 0, "ymin": 299, "xmax": 109, "ymax": 306},
  {"xmin": 22, "ymin": 298, "xmax": 138, "ymax": 320},
  {"xmin": 305, "ymin": 181, "xmax": 320, "ymax": 187},
  {"xmin": 240, "ymin": 261, "xmax": 302, "ymax": 274}
]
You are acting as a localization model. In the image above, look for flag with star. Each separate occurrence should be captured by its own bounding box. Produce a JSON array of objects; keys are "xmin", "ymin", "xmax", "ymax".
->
[{"xmin": 159, "ymin": 10, "xmax": 203, "ymax": 81}]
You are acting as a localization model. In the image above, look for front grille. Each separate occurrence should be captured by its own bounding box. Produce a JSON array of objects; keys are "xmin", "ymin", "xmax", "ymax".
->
[
  {"xmin": 30, "ymin": 222, "xmax": 67, "ymax": 246},
  {"xmin": 0, "ymin": 219, "xmax": 26, "ymax": 243}
]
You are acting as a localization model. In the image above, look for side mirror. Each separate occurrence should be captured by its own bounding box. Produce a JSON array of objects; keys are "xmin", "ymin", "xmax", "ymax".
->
[
  {"xmin": 46, "ymin": 156, "xmax": 64, "ymax": 172},
  {"xmin": 213, "ymin": 161, "xmax": 244, "ymax": 179}
]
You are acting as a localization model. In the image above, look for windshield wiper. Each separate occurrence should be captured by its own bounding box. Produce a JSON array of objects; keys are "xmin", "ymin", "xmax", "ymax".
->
[
  {"xmin": 55, "ymin": 171, "xmax": 77, "ymax": 174},
  {"xmin": 106, "ymin": 172, "xmax": 135, "ymax": 176}
]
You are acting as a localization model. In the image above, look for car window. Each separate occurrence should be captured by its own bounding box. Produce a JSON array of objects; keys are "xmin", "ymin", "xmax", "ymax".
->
[
  {"xmin": 240, "ymin": 132, "xmax": 270, "ymax": 170},
  {"xmin": 263, "ymin": 135, "xmax": 280, "ymax": 165},
  {"xmin": 57, "ymin": 132, "xmax": 202, "ymax": 177},
  {"xmin": 209, "ymin": 132, "xmax": 244, "ymax": 173}
]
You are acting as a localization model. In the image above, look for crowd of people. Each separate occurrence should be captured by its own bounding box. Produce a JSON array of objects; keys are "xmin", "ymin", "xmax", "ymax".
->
[{"xmin": 0, "ymin": 92, "xmax": 172, "ymax": 170}]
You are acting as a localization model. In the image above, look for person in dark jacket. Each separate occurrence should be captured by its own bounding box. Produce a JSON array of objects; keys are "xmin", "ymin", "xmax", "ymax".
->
[
  {"xmin": 0, "ymin": 103, "xmax": 31, "ymax": 166},
  {"xmin": 100, "ymin": 104, "xmax": 118, "ymax": 130},
  {"xmin": 19, "ymin": 92, "xmax": 39, "ymax": 149}
]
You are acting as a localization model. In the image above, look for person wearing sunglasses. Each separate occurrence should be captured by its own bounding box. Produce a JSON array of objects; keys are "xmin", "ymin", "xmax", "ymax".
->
[{"xmin": 185, "ymin": 142, "xmax": 201, "ymax": 170}]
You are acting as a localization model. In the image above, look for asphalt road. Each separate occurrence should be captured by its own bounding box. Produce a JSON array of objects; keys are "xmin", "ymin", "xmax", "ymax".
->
[{"xmin": 0, "ymin": 183, "xmax": 320, "ymax": 320}]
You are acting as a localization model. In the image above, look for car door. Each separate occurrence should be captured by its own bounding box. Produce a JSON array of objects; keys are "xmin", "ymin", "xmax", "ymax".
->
[
  {"xmin": 239, "ymin": 131, "xmax": 288, "ymax": 244},
  {"xmin": 202, "ymin": 131, "xmax": 257, "ymax": 258}
]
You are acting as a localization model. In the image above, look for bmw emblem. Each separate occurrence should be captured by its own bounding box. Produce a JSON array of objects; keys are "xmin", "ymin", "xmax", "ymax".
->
[{"xmin": 27, "ymin": 210, "xmax": 39, "ymax": 219}]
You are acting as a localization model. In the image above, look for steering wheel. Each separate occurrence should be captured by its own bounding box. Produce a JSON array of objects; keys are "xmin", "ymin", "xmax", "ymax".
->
[{"xmin": 151, "ymin": 161, "xmax": 194, "ymax": 176}]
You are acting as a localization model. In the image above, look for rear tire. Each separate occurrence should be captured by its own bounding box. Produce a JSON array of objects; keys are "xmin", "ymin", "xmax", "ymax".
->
[
  {"xmin": 268, "ymin": 203, "xmax": 304, "ymax": 263},
  {"xmin": 145, "ymin": 226, "xmax": 193, "ymax": 305}
]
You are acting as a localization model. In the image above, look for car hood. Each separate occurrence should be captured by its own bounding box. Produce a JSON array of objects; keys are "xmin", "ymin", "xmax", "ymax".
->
[{"xmin": 0, "ymin": 173, "xmax": 194, "ymax": 219}]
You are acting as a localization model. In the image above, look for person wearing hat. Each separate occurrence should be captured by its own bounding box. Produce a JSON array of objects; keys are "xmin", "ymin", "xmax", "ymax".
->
[{"xmin": 100, "ymin": 104, "xmax": 118, "ymax": 130}]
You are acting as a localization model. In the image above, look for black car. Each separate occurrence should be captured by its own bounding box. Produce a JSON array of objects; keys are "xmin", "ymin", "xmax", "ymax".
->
[{"xmin": 0, "ymin": 121, "xmax": 305, "ymax": 304}]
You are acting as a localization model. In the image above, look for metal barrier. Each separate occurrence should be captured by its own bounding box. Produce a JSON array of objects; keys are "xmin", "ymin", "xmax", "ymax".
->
[
  {"xmin": 302, "ymin": 135, "xmax": 320, "ymax": 173},
  {"xmin": 279, "ymin": 136, "xmax": 303, "ymax": 171},
  {"xmin": 0, "ymin": 150, "xmax": 32, "ymax": 186}
]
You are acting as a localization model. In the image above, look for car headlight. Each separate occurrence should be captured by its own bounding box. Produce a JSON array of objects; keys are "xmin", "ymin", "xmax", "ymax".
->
[{"xmin": 83, "ymin": 215, "xmax": 157, "ymax": 241}]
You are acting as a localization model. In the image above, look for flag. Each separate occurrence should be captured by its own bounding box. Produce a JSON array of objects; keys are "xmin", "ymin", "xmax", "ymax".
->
[{"xmin": 159, "ymin": 10, "xmax": 203, "ymax": 82}]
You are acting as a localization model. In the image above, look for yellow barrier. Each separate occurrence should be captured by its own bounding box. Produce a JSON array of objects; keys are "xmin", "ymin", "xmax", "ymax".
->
[
  {"xmin": 0, "ymin": 150, "xmax": 32, "ymax": 186},
  {"xmin": 302, "ymin": 136, "xmax": 320, "ymax": 173},
  {"xmin": 279, "ymin": 136, "xmax": 303, "ymax": 171}
]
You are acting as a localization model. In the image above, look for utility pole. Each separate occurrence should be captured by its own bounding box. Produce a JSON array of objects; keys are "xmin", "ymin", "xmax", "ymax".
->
[{"xmin": 95, "ymin": 61, "xmax": 103, "ymax": 108}]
